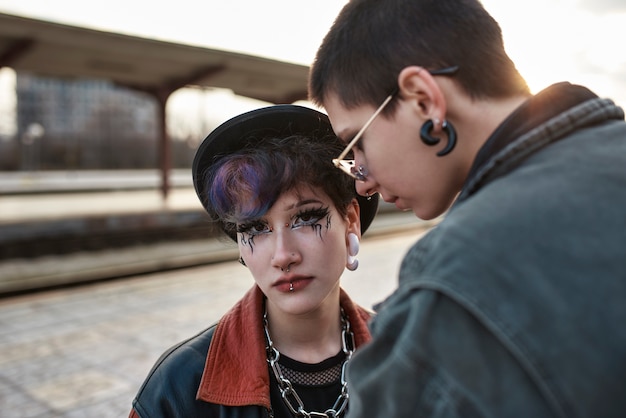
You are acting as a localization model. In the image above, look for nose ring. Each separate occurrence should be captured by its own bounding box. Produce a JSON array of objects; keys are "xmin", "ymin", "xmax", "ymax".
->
[{"xmin": 352, "ymin": 165, "xmax": 368, "ymax": 182}]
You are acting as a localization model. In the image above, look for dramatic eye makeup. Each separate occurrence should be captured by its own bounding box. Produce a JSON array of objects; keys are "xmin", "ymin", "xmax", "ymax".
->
[
  {"xmin": 236, "ymin": 203, "xmax": 332, "ymax": 250},
  {"xmin": 236, "ymin": 220, "xmax": 271, "ymax": 236},
  {"xmin": 236, "ymin": 220, "xmax": 270, "ymax": 251},
  {"xmin": 291, "ymin": 206, "xmax": 330, "ymax": 229}
]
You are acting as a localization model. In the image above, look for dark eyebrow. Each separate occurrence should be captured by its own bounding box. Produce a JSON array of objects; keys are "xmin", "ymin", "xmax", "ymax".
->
[
  {"xmin": 300, "ymin": 198, "xmax": 323, "ymax": 205},
  {"xmin": 291, "ymin": 199, "xmax": 324, "ymax": 210},
  {"xmin": 282, "ymin": 198, "xmax": 324, "ymax": 212}
]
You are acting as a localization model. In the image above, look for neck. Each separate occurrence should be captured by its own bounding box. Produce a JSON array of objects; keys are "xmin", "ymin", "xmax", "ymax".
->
[
  {"xmin": 449, "ymin": 93, "xmax": 530, "ymax": 176},
  {"xmin": 265, "ymin": 300, "xmax": 343, "ymax": 363}
]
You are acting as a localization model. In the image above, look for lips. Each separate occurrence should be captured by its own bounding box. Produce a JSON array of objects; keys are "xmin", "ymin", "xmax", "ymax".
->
[
  {"xmin": 381, "ymin": 194, "xmax": 398, "ymax": 206},
  {"xmin": 274, "ymin": 275, "xmax": 313, "ymax": 293},
  {"xmin": 378, "ymin": 191, "xmax": 393, "ymax": 203}
]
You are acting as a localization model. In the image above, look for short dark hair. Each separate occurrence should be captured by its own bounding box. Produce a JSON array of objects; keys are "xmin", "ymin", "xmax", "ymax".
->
[
  {"xmin": 309, "ymin": 0, "xmax": 529, "ymax": 111},
  {"xmin": 204, "ymin": 134, "xmax": 356, "ymax": 239}
]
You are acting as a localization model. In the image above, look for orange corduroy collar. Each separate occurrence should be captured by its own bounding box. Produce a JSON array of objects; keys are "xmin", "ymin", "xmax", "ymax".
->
[{"xmin": 196, "ymin": 285, "xmax": 373, "ymax": 409}]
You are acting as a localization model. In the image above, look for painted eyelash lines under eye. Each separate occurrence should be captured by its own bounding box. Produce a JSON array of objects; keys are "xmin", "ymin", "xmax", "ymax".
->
[
  {"xmin": 236, "ymin": 220, "xmax": 271, "ymax": 236},
  {"xmin": 236, "ymin": 206, "xmax": 331, "ymax": 237},
  {"xmin": 292, "ymin": 206, "xmax": 330, "ymax": 228}
]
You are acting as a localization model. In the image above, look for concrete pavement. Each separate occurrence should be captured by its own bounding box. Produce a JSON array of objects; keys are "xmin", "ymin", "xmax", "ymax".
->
[
  {"xmin": 0, "ymin": 172, "xmax": 436, "ymax": 416},
  {"xmin": 0, "ymin": 226, "xmax": 431, "ymax": 418},
  {"xmin": 0, "ymin": 184, "xmax": 430, "ymax": 294}
]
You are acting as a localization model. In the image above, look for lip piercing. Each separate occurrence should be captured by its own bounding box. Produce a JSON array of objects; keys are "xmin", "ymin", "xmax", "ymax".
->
[{"xmin": 289, "ymin": 282, "xmax": 294, "ymax": 292}]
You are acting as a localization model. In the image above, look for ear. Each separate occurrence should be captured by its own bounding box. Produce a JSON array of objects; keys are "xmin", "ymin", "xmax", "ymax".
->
[
  {"xmin": 346, "ymin": 198, "xmax": 361, "ymax": 239},
  {"xmin": 397, "ymin": 66, "xmax": 448, "ymax": 133}
]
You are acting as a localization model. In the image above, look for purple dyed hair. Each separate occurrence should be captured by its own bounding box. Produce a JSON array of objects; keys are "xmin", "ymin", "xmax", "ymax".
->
[{"xmin": 203, "ymin": 134, "xmax": 355, "ymax": 240}]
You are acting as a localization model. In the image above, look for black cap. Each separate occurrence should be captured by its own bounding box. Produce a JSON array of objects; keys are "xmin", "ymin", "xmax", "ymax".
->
[{"xmin": 192, "ymin": 104, "xmax": 379, "ymax": 241}]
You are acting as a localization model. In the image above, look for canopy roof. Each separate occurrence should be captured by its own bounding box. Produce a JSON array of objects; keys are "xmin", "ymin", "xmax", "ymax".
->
[{"xmin": 0, "ymin": 12, "xmax": 310, "ymax": 103}]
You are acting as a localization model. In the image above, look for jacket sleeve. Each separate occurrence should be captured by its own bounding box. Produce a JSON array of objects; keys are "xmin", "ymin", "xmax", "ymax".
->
[
  {"xmin": 130, "ymin": 326, "xmax": 217, "ymax": 418},
  {"xmin": 345, "ymin": 286, "xmax": 553, "ymax": 418}
]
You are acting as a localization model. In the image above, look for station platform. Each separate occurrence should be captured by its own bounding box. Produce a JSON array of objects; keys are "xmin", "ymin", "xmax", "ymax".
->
[
  {"xmin": 0, "ymin": 170, "xmax": 433, "ymax": 295},
  {"xmin": 0, "ymin": 171, "xmax": 435, "ymax": 417},
  {"xmin": 0, "ymin": 223, "xmax": 429, "ymax": 417}
]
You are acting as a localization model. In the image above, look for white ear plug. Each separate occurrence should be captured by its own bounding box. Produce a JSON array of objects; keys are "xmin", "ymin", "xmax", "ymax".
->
[{"xmin": 347, "ymin": 233, "xmax": 360, "ymax": 271}]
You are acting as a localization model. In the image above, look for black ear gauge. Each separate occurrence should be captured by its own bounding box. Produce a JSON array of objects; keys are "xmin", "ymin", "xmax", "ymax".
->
[{"xmin": 420, "ymin": 119, "xmax": 457, "ymax": 156}]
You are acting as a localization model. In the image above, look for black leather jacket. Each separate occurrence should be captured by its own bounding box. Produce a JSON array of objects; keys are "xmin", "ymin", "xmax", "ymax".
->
[{"xmin": 129, "ymin": 286, "xmax": 373, "ymax": 418}]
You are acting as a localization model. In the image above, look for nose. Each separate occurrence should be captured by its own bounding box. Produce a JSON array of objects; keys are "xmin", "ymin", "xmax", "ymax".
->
[
  {"xmin": 355, "ymin": 180, "xmax": 370, "ymax": 197},
  {"xmin": 271, "ymin": 227, "xmax": 302, "ymax": 271},
  {"xmin": 354, "ymin": 172, "xmax": 377, "ymax": 198},
  {"xmin": 351, "ymin": 150, "xmax": 375, "ymax": 191}
]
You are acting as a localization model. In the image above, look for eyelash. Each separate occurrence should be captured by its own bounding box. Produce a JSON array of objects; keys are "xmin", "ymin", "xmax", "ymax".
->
[
  {"xmin": 236, "ymin": 220, "xmax": 268, "ymax": 236},
  {"xmin": 294, "ymin": 206, "xmax": 329, "ymax": 227},
  {"xmin": 236, "ymin": 206, "xmax": 330, "ymax": 237}
]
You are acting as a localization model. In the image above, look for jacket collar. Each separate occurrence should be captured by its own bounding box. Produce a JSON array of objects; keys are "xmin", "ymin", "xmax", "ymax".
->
[
  {"xmin": 457, "ymin": 82, "xmax": 623, "ymax": 202},
  {"xmin": 196, "ymin": 285, "xmax": 372, "ymax": 409}
]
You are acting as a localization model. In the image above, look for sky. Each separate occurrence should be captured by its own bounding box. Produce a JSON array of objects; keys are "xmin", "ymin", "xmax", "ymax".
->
[{"xmin": 0, "ymin": 0, "xmax": 625, "ymax": 137}]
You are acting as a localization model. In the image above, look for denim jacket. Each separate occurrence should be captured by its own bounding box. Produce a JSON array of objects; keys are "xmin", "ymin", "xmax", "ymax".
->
[{"xmin": 346, "ymin": 83, "xmax": 626, "ymax": 418}]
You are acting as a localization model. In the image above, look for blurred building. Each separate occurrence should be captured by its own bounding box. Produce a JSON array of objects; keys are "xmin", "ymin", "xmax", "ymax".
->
[{"xmin": 0, "ymin": 72, "xmax": 198, "ymax": 171}]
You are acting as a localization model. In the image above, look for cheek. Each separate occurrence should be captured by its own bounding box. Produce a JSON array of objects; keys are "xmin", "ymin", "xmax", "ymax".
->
[
  {"xmin": 238, "ymin": 238, "xmax": 267, "ymax": 265},
  {"xmin": 324, "ymin": 226, "xmax": 349, "ymax": 255},
  {"xmin": 300, "ymin": 222, "xmax": 346, "ymax": 256}
]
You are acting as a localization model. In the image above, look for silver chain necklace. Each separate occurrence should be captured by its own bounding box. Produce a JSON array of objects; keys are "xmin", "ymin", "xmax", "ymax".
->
[{"xmin": 263, "ymin": 307, "xmax": 355, "ymax": 418}]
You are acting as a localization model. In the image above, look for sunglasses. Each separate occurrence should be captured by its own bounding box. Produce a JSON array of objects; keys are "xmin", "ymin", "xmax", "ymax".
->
[{"xmin": 332, "ymin": 65, "xmax": 459, "ymax": 181}]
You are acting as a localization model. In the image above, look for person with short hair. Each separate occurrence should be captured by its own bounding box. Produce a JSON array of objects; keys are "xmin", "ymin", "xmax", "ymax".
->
[
  {"xmin": 308, "ymin": 0, "xmax": 626, "ymax": 416},
  {"xmin": 129, "ymin": 105, "xmax": 379, "ymax": 418}
]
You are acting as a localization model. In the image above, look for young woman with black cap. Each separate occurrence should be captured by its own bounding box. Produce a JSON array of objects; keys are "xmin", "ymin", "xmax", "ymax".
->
[{"xmin": 129, "ymin": 104, "xmax": 379, "ymax": 418}]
